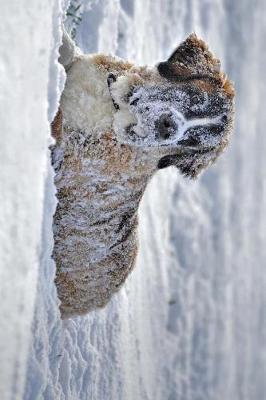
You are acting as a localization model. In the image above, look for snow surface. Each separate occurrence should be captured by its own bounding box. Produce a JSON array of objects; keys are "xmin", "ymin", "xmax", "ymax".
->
[
  {"xmin": 1, "ymin": 0, "xmax": 266, "ymax": 399},
  {"xmin": 0, "ymin": 1, "xmax": 66, "ymax": 399}
]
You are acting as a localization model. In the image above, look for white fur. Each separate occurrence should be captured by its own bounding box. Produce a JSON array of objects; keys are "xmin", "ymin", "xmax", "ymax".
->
[{"xmin": 60, "ymin": 55, "xmax": 115, "ymax": 134}]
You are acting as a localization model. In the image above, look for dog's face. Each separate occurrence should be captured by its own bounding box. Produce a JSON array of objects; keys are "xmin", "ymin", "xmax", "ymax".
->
[{"xmin": 109, "ymin": 34, "xmax": 235, "ymax": 178}]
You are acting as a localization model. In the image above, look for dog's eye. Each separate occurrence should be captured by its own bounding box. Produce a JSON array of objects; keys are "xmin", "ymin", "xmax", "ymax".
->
[
  {"xmin": 126, "ymin": 88, "xmax": 134, "ymax": 102},
  {"xmin": 127, "ymin": 87, "xmax": 140, "ymax": 106},
  {"xmin": 130, "ymin": 97, "xmax": 140, "ymax": 106},
  {"xmin": 191, "ymin": 94, "xmax": 201, "ymax": 105},
  {"xmin": 221, "ymin": 114, "xmax": 228, "ymax": 123}
]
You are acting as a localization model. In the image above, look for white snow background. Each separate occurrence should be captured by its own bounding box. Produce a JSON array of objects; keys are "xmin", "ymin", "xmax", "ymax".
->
[{"xmin": 1, "ymin": 0, "xmax": 266, "ymax": 399}]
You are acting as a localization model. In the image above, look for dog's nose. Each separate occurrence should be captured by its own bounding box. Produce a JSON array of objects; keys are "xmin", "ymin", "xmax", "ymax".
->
[{"xmin": 156, "ymin": 114, "xmax": 177, "ymax": 140}]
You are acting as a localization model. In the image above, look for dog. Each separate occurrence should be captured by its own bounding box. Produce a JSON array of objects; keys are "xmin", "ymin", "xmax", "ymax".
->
[{"xmin": 51, "ymin": 30, "xmax": 234, "ymax": 318}]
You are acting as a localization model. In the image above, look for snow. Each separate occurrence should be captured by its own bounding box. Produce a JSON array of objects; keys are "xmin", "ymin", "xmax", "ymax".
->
[
  {"xmin": 1, "ymin": 0, "xmax": 266, "ymax": 399},
  {"xmin": 0, "ymin": 1, "xmax": 66, "ymax": 399}
]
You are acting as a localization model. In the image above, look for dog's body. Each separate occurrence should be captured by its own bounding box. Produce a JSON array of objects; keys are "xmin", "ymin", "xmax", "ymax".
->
[{"xmin": 52, "ymin": 32, "xmax": 234, "ymax": 318}]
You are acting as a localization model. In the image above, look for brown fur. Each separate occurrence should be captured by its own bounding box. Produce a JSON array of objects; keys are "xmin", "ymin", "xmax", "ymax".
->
[{"xmin": 51, "ymin": 108, "xmax": 63, "ymax": 142}]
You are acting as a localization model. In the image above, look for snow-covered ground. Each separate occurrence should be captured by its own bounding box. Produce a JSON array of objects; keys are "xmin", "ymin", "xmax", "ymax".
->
[
  {"xmin": 1, "ymin": 0, "xmax": 266, "ymax": 399},
  {"xmin": 0, "ymin": 1, "xmax": 66, "ymax": 399}
]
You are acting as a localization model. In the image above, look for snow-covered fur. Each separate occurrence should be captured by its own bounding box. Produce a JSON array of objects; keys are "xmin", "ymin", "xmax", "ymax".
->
[{"xmin": 51, "ymin": 33, "xmax": 234, "ymax": 318}]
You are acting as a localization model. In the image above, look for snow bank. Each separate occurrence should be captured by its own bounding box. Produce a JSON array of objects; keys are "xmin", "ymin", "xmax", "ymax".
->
[
  {"xmin": 1, "ymin": 0, "xmax": 266, "ymax": 399},
  {"xmin": 0, "ymin": 1, "xmax": 66, "ymax": 399}
]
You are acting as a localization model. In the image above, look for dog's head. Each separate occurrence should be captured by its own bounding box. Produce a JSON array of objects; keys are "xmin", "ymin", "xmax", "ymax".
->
[{"xmin": 109, "ymin": 34, "xmax": 235, "ymax": 178}]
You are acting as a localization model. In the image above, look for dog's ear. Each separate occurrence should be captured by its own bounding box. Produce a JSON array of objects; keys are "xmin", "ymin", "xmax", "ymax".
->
[
  {"xmin": 158, "ymin": 34, "xmax": 222, "ymax": 83},
  {"xmin": 59, "ymin": 26, "xmax": 81, "ymax": 70}
]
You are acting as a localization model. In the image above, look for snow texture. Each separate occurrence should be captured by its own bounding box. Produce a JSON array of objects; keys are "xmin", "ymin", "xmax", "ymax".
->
[
  {"xmin": 0, "ymin": 1, "xmax": 66, "ymax": 399},
  {"xmin": 1, "ymin": 0, "xmax": 266, "ymax": 399}
]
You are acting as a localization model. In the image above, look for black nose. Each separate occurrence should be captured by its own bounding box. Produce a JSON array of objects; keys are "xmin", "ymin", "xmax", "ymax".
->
[{"xmin": 156, "ymin": 114, "xmax": 177, "ymax": 140}]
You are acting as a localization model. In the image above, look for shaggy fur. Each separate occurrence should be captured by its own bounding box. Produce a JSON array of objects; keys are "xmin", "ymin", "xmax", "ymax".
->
[{"xmin": 51, "ymin": 32, "xmax": 234, "ymax": 318}]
